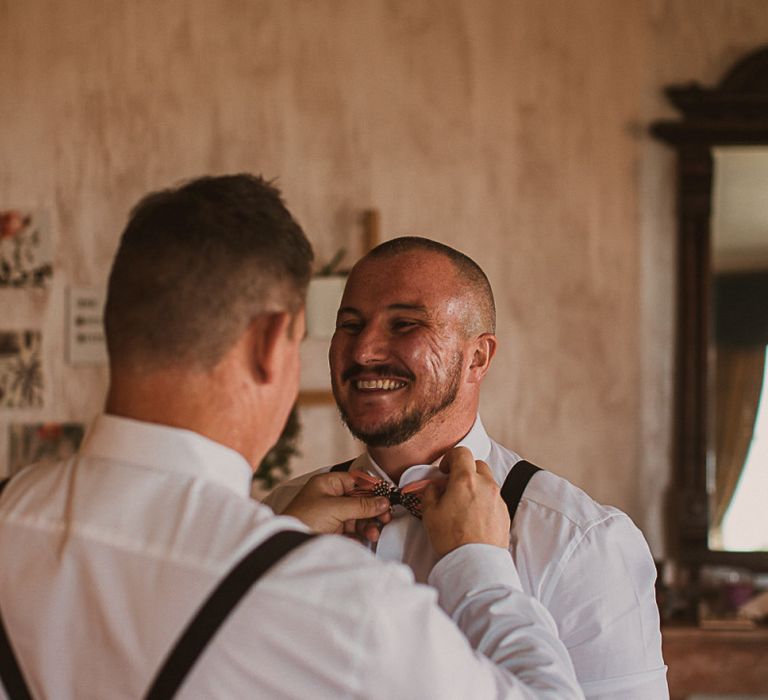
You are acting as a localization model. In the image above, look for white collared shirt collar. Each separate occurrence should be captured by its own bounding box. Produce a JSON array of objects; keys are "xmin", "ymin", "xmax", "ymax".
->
[
  {"xmin": 361, "ymin": 414, "xmax": 493, "ymax": 487},
  {"xmin": 81, "ymin": 414, "xmax": 253, "ymax": 496}
]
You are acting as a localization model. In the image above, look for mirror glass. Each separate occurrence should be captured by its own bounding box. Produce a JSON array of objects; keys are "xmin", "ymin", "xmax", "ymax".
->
[{"xmin": 709, "ymin": 146, "xmax": 768, "ymax": 552}]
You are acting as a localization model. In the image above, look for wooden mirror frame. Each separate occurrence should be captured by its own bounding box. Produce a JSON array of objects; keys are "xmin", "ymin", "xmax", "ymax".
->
[{"xmin": 651, "ymin": 45, "xmax": 768, "ymax": 574}]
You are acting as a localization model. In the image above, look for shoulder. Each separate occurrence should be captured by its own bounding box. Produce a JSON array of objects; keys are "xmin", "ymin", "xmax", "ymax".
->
[
  {"xmin": 522, "ymin": 469, "xmax": 625, "ymax": 533},
  {"xmin": 0, "ymin": 457, "xmax": 78, "ymax": 517},
  {"xmin": 489, "ymin": 439, "xmax": 628, "ymax": 533},
  {"xmin": 490, "ymin": 440, "xmax": 653, "ymax": 567},
  {"xmin": 518, "ymin": 469, "xmax": 652, "ymax": 574},
  {"xmin": 489, "ymin": 441, "xmax": 656, "ymax": 605}
]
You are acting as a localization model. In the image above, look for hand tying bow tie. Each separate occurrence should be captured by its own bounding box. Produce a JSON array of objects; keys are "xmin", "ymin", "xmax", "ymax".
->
[{"xmin": 348, "ymin": 471, "xmax": 441, "ymax": 519}]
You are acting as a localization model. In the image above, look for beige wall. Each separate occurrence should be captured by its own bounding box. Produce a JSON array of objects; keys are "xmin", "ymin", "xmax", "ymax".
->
[{"xmin": 2, "ymin": 0, "xmax": 768, "ymax": 556}]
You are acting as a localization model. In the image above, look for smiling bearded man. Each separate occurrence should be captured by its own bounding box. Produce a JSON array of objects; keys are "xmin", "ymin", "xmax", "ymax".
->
[
  {"xmin": 335, "ymin": 346, "xmax": 462, "ymax": 447},
  {"xmin": 264, "ymin": 236, "xmax": 669, "ymax": 700}
]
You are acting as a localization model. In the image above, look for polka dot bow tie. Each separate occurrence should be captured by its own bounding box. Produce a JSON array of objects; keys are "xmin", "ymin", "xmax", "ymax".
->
[{"xmin": 348, "ymin": 471, "xmax": 441, "ymax": 519}]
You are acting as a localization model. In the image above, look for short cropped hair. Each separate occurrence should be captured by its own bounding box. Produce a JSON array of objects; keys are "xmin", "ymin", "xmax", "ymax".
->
[
  {"xmin": 104, "ymin": 174, "xmax": 314, "ymax": 370},
  {"xmin": 365, "ymin": 236, "xmax": 496, "ymax": 334}
]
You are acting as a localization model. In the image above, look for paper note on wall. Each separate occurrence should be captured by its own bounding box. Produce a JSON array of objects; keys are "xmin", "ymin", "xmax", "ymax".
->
[{"xmin": 67, "ymin": 287, "xmax": 107, "ymax": 365}]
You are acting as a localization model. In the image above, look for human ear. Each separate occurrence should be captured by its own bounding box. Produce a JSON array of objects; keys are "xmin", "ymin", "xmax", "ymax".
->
[
  {"xmin": 467, "ymin": 333, "xmax": 497, "ymax": 383},
  {"xmin": 247, "ymin": 311, "xmax": 293, "ymax": 384}
]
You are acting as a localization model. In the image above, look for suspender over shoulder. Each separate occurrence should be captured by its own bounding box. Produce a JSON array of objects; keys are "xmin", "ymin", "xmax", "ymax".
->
[
  {"xmin": 0, "ymin": 526, "xmax": 315, "ymax": 700},
  {"xmin": 145, "ymin": 530, "xmax": 315, "ymax": 700},
  {"xmin": 499, "ymin": 460, "xmax": 541, "ymax": 523},
  {"xmin": 329, "ymin": 458, "xmax": 542, "ymax": 523}
]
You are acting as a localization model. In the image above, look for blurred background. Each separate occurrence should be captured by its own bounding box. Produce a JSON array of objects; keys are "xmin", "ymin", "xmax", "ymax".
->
[{"xmin": 1, "ymin": 0, "xmax": 768, "ymax": 565}]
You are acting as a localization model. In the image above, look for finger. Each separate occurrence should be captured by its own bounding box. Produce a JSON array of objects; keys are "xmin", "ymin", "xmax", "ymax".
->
[
  {"xmin": 329, "ymin": 495, "xmax": 390, "ymax": 522},
  {"xmin": 441, "ymin": 447, "xmax": 476, "ymax": 485},
  {"xmin": 475, "ymin": 460, "xmax": 494, "ymax": 480},
  {"xmin": 354, "ymin": 517, "xmax": 373, "ymax": 539},
  {"xmin": 317, "ymin": 471, "xmax": 359, "ymax": 497},
  {"xmin": 421, "ymin": 482, "xmax": 440, "ymax": 510},
  {"xmin": 302, "ymin": 473, "xmax": 335, "ymax": 498},
  {"xmin": 438, "ymin": 446, "xmax": 474, "ymax": 475},
  {"xmin": 361, "ymin": 520, "xmax": 383, "ymax": 543}
]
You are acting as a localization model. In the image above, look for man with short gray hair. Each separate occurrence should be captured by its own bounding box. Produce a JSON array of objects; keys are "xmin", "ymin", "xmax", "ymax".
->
[{"xmin": 0, "ymin": 176, "xmax": 582, "ymax": 698}]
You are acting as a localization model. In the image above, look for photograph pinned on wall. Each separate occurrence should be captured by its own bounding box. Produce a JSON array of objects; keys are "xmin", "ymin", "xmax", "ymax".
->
[
  {"xmin": 0, "ymin": 209, "xmax": 53, "ymax": 288},
  {"xmin": 0, "ymin": 330, "xmax": 43, "ymax": 408},
  {"xmin": 8, "ymin": 422, "xmax": 85, "ymax": 477}
]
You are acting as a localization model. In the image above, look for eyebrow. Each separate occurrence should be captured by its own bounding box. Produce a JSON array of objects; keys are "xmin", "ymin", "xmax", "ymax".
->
[{"xmin": 337, "ymin": 303, "xmax": 429, "ymax": 316}]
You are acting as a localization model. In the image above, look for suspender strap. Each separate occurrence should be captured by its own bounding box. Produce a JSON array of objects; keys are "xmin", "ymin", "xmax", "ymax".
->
[
  {"xmin": 500, "ymin": 460, "xmax": 541, "ymax": 522},
  {"xmin": 0, "ymin": 525, "xmax": 314, "ymax": 700},
  {"xmin": 329, "ymin": 459, "xmax": 354, "ymax": 473},
  {"xmin": 145, "ymin": 529, "xmax": 315, "ymax": 700}
]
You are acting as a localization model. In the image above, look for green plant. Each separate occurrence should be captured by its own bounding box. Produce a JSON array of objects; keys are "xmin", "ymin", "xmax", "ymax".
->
[
  {"xmin": 316, "ymin": 247, "xmax": 347, "ymax": 276},
  {"xmin": 253, "ymin": 405, "xmax": 301, "ymax": 489}
]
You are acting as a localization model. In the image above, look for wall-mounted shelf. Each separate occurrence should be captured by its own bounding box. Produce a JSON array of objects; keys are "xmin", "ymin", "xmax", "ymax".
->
[{"xmin": 297, "ymin": 207, "xmax": 381, "ymax": 407}]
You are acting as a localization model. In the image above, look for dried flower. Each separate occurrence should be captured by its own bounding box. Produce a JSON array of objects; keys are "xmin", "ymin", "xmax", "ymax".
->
[{"xmin": 0, "ymin": 211, "xmax": 27, "ymax": 240}]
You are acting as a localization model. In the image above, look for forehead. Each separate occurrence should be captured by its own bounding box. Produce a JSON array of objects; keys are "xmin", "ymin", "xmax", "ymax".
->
[{"xmin": 341, "ymin": 250, "xmax": 464, "ymax": 313}]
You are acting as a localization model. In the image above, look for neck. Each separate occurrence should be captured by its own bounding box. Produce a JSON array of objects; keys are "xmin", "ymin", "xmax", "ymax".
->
[
  {"xmin": 105, "ymin": 364, "xmax": 270, "ymax": 469},
  {"xmin": 367, "ymin": 409, "xmax": 477, "ymax": 481}
]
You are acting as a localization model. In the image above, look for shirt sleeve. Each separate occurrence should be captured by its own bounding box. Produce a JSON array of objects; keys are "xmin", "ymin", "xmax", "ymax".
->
[
  {"xmin": 544, "ymin": 514, "xmax": 669, "ymax": 699},
  {"xmin": 360, "ymin": 544, "xmax": 584, "ymax": 700}
]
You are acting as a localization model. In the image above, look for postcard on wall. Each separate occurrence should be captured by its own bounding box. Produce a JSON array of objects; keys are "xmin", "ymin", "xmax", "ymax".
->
[
  {"xmin": 67, "ymin": 287, "xmax": 107, "ymax": 365},
  {"xmin": 0, "ymin": 209, "xmax": 53, "ymax": 288},
  {"xmin": 8, "ymin": 422, "xmax": 85, "ymax": 476},
  {"xmin": 0, "ymin": 330, "xmax": 43, "ymax": 408}
]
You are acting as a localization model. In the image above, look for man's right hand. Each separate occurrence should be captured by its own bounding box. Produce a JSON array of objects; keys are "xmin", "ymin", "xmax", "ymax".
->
[{"xmin": 421, "ymin": 446, "xmax": 510, "ymax": 557}]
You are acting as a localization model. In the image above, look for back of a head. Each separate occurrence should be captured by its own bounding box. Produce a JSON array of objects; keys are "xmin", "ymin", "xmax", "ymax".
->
[
  {"xmin": 365, "ymin": 236, "xmax": 496, "ymax": 335},
  {"xmin": 104, "ymin": 174, "xmax": 314, "ymax": 372}
]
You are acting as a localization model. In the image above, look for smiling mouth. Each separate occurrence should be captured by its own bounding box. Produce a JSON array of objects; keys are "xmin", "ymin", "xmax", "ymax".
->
[{"xmin": 353, "ymin": 378, "xmax": 408, "ymax": 391}]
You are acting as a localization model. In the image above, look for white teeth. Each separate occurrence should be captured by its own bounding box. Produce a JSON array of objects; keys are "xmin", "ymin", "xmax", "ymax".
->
[{"xmin": 355, "ymin": 379, "xmax": 406, "ymax": 391}]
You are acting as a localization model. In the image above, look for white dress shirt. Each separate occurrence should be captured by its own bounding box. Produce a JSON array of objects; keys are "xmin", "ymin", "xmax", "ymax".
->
[
  {"xmin": 0, "ymin": 414, "xmax": 583, "ymax": 699},
  {"xmin": 265, "ymin": 416, "xmax": 669, "ymax": 700}
]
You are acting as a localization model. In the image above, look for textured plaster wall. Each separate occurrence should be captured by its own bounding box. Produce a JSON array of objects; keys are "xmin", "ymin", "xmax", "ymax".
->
[{"xmin": 2, "ymin": 0, "xmax": 768, "ymax": 556}]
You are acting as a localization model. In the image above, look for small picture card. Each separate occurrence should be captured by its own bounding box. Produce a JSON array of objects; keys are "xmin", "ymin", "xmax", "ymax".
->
[
  {"xmin": 67, "ymin": 287, "xmax": 107, "ymax": 366},
  {"xmin": 0, "ymin": 330, "xmax": 43, "ymax": 408},
  {"xmin": 8, "ymin": 422, "xmax": 85, "ymax": 476},
  {"xmin": 0, "ymin": 209, "xmax": 53, "ymax": 288}
]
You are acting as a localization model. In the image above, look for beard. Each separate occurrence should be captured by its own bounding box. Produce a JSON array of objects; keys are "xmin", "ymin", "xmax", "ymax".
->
[{"xmin": 334, "ymin": 352, "xmax": 463, "ymax": 448}]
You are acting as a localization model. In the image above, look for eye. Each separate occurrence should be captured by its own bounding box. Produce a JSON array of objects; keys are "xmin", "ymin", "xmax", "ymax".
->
[
  {"xmin": 392, "ymin": 319, "xmax": 419, "ymax": 333},
  {"xmin": 336, "ymin": 318, "xmax": 363, "ymax": 334}
]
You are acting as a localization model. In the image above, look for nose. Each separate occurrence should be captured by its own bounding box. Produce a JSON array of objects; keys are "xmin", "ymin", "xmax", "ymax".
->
[{"xmin": 350, "ymin": 323, "xmax": 389, "ymax": 365}]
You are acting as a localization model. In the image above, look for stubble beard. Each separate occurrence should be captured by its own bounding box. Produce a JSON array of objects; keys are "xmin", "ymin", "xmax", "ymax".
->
[{"xmin": 334, "ymin": 352, "xmax": 463, "ymax": 448}]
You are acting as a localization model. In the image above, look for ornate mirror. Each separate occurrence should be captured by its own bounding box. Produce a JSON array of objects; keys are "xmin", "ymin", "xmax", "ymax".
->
[{"xmin": 652, "ymin": 46, "xmax": 768, "ymax": 575}]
